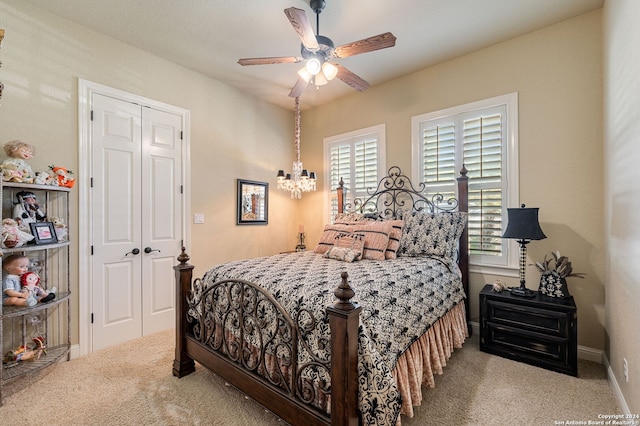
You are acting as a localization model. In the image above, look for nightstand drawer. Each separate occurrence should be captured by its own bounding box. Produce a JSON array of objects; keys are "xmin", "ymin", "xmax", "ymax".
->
[
  {"xmin": 485, "ymin": 300, "xmax": 570, "ymax": 337},
  {"xmin": 484, "ymin": 322, "xmax": 569, "ymax": 363}
]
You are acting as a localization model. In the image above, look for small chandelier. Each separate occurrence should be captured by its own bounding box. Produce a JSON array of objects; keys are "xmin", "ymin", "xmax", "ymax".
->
[{"xmin": 276, "ymin": 96, "xmax": 317, "ymax": 199}]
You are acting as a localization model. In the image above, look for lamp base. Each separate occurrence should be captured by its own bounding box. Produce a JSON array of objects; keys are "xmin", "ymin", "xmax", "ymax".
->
[{"xmin": 510, "ymin": 286, "xmax": 537, "ymax": 298}]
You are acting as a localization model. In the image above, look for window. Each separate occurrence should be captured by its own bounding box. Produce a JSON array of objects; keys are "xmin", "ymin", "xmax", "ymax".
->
[
  {"xmin": 411, "ymin": 93, "xmax": 519, "ymax": 272},
  {"xmin": 324, "ymin": 124, "xmax": 386, "ymax": 223}
]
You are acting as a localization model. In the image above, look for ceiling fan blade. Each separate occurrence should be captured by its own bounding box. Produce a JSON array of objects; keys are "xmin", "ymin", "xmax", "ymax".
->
[
  {"xmin": 333, "ymin": 32, "xmax": 397, "ymax": 58},
  {"xmin": 334, "ymin": 64, "xmax": 370, "ymax": 92},
  {"xmin": 284, "ymin": 7, "xmax": 319, "ymax": 51},
  {"xmin": 289, "ymin": 76, "xmax": 310, "ymax": 98},
  {"xmin": 238, "ymin": 56, "xmax": 301, "ymax": 66}
]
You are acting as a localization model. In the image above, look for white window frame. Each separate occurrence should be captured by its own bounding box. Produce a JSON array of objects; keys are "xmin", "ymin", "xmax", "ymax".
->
[
  {"xmin": 411, "ymin": 93, "xmax": 519, "ymax": 275},
  {"xmin": 323, "ymin": 124, "xmax": 387, "ymax": 224}
]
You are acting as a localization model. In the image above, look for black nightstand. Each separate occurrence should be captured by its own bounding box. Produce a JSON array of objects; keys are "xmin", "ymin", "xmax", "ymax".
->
[{"xmin": 479, "ymin": 284, "xmax": 577, "ymax": 376}]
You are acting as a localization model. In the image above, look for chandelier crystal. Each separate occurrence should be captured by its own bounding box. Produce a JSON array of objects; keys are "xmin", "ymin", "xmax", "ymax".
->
[{"xmin": 276, "ymin": 97, "xmax": 317, "ymax": 199}]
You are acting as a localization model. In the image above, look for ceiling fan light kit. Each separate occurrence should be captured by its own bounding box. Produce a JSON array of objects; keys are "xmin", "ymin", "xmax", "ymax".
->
[{"xmin": 238, "ymin": 1, "xmax": 396, "ymax": 97}]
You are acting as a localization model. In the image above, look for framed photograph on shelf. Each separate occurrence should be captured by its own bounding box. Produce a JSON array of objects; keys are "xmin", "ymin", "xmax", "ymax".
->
[{"xmin": 29, "ymin": 222, "xmax": 58, "ymax": 245}]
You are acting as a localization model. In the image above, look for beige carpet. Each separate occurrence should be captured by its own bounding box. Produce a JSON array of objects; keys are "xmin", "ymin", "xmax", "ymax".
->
[{"xmin": 0, "ymin": 329, "xmax": 618, "ymax": 425}]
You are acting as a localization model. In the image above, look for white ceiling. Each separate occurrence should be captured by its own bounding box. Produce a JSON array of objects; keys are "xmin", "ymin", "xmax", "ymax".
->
[{"xmin": 23, "ymin": 0, "xmax": 603, "ymax": 110}]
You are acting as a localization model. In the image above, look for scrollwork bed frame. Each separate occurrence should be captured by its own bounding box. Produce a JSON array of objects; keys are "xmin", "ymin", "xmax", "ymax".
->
[{"xmin": 173, "ymin": 166, "xmax": 469, "ymax": 426}]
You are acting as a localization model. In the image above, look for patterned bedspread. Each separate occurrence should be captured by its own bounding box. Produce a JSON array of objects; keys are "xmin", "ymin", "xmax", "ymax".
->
[{"xmin": 199, "ymin": 251, "xmax": 466, "ymax": 426}]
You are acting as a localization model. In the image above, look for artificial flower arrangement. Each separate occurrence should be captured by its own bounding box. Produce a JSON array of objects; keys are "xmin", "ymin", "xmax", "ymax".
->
[{"xmin": 535, "ymin": 251, "xmax": 585, "ymax": 298}]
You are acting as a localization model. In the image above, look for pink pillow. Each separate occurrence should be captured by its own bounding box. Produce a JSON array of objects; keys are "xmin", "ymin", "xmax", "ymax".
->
[
  {"xmin": 315, "ymin": 221, "xmax": 392, "ymax": 261},
  {"xmin": 385, "ymin": 220, "xmax": 405, "ymax": 259}
]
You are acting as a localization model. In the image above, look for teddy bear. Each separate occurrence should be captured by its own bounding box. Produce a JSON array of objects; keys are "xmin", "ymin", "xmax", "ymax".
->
[
  {"xmin": 49, "ymin": 216, "xmax": 68, "ymax": 241},
  {"xmin": 1, "ymin": 162, "xmax": 26, "ymax": 183}
]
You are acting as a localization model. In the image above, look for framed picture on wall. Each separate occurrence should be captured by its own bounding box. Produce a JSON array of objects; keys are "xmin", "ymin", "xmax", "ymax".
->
[
  {"xmin": 29, "ymin": 222, "xmax": 58, "ymax": 245},
  {"xmin": 237, "ymin": 179, "xmax": 268, "ymax": 225}
]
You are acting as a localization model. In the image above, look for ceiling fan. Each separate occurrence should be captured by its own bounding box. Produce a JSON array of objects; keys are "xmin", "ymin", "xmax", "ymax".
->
[{"xmin": 237, "ymin": 0, "xmax": 396, "ymax": 98}]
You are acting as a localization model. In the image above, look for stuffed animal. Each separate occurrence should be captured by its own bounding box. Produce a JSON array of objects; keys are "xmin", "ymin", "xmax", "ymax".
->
[
  {"xmin": 1, "ymin": 162, "xmax": 27, "ymax": 183},
  {"xmin": 1, "ymin": 140, "xmax": 35, "ymax": 183},
  {"xmin": 34, "ymin": 171, "xmax": 55, "ymax": 185},
  {"xmin": 50, "ymin": 216, "xmax": 68, "ymax": 241},
  {"xmin": 49, "ymin": 165, "xmax": 75, "ymax": 188}
]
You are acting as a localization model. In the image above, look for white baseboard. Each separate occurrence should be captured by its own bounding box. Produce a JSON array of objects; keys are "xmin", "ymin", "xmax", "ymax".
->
[
  {"xmin": 578, "ymin": 344, "xmax": 603, "ymax": 363},
  {"xmin": 70, "ymin": 343, "xmax": 81, "ymax": 360},
  {"xmin": 603, "ymin": 354, "xmax": 631, "ymax": 415}
]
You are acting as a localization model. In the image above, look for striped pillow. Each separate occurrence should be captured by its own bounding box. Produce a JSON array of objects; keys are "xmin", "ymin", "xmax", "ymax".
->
[
  {"xmin": 315, "ymin": 221, "xmax": 392, "ymax": 261},
  {"xmin": 384, "ymin": 220, "xmax": 405, "ymax": 259}
]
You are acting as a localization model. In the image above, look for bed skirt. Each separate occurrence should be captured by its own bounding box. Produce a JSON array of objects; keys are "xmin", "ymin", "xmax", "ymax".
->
[{"xmin": 392, "ymin": 301, "xmax": 468, "ymax": 423}]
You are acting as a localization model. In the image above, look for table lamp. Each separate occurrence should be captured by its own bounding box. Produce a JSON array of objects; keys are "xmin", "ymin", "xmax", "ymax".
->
[{"xmin": 502, "ymin": 204, "xmax": 546, "ymax": 297}]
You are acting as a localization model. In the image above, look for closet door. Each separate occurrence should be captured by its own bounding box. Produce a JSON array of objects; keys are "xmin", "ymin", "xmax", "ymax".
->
[
  {"xmin": 140, "ymin": 106, "xmax": 183, "ymax": 335},
  {"xmin": 90, "ymin": 94, "xmax": 182, "ymax": 351}
]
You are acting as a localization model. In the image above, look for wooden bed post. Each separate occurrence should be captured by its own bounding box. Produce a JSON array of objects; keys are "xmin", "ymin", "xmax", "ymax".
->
[
  {"xmin": 327, "ymin": 272, "xmax": 362, "ymax": 426},
  {"xmin": 456, "ymin": 165, "xmax": 471, "ymax": 335},
  {"xmin": 173, "ymin": 247, "xmax": 196, "ymax": 378}
]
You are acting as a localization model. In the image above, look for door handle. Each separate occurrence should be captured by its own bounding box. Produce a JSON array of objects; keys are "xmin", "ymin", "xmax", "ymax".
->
[
  {"xmin": 125, "ymin": 248, "xmax": 140, "ymax": 256},
  {"xmin": 144, "ymin": 247, "xmax": 161, "ymax": 254}
]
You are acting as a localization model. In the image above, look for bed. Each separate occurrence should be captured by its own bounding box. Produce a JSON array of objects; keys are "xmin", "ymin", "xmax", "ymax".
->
[{"xmin": 173, "ymin": 166, "xmax": 470, "ymax": 426}]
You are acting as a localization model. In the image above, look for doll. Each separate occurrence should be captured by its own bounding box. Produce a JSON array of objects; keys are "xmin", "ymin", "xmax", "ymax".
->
[
  {"xmin": 1, "ymin": 217, "xmax": 34, "ymax": 248},
  {"xmin": 2, "ymin": 254, "xmax": 37, "ymax": 307},
  {"xmin": 21, "ymin": 271, "xmax": 55, "ymax": 303},
  {"xmin": 1, "ymin": 140, "xmax": 35, "ymax": 183},
  {"xmin": 13, "ymin": 191, "xmax": 46, "ymax": 228}
]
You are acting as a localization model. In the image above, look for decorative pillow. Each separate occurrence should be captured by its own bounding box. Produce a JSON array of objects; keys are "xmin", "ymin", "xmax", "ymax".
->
[
  {"xmin": 324, "ymin": 232, "xmax": 365, "ymax": 262},
  {"xmin": 315, "ymin": 221, "xmax": 392, "ymax": 261},
  {"xmin": 315, "ymin": 224, "xmax": 353, "ymax": 254},
  {"xmin": 384, "ymin": 220, "xmax": 405, "ymax": 259},
  {"xmin": 397, "ymin": 211, "xmax": 467, "ymax": 260},
  {"xmin": 351, "ymin": 221, "xmax": 392, "ymax": 260},
  {"xmin": 333, "ymin": 212, "xmax": 367, "ymax": 224}
]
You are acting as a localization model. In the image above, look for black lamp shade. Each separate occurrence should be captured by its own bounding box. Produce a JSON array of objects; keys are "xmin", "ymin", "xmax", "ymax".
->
[{"xmin": 502, "ymin": 205, "xmax": 546, "ymax": 241}]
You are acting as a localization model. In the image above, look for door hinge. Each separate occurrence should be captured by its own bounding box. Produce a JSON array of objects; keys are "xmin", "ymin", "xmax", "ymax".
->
[
  {"xmin": 91, "ymin": 245, "xmax": 94, "ymax": 255},
  {"xmin": 180, "ymin": 130, "xmax": 183, "ymax": 140},
  {"xmin": 90, "ymin": 110, "xmax": 93, "ymax": 121},
  {"xmin": 180, "ymin": 185, "xmax": 183, "ymax": 194},
  {"xmin": 90, "ymin": 177, "xmax": 93, "ymax": 188},
  {"xmin": 91, "ymin": 313, "xmax": 94, "ymax": 324}
]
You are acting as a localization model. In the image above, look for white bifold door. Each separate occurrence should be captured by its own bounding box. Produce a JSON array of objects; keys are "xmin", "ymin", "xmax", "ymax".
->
[{"xmin": 90, "ymin": 93, "xmax": 183, "ymax": 351}]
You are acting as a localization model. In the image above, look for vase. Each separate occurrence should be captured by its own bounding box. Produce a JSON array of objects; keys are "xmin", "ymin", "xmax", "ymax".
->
[{"xmin": 538, "ymin": 271, "xmax": 570, "ymax": 298}]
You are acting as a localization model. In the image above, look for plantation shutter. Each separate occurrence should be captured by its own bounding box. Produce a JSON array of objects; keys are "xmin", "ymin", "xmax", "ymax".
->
[
  {"xmin": 327, "ymin": 128, "xmax": 383, "ymax": 221},
  {"xmin": 329, "ymin": 143, "xmax": 352, "ymax": 219},
  {"xmin": 416, "ymin": 103, "xmax": 509, "ymax": 262},
  {"xmin": 462, "ymin": 110, "xmax": 505, "ymax": 257},
  {"xmin": 419, "ymin": 120, "xmax": 457, "ymax": 208}
]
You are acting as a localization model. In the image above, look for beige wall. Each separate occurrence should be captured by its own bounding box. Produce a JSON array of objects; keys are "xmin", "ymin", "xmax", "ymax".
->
[
  {"xmin": 300, "ymin": 11, "xmax": 605, "ymax": 350},
  {"xmin": 2, "ymin": 2, "xmax": 625, "ymax": 405},
  {"xmin": 0, "ymin": 0, "xmax": 298, "ymax": 344},
  {"xmin": 603, "ymin": 0, "xmax": 640, "ymax": 414}
]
